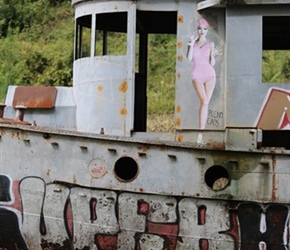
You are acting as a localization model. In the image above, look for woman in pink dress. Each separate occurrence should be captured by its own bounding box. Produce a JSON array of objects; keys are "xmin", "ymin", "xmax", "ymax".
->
[{"xmin": 187, "ymin": 18, "xmax": 221, "ymax": 144}]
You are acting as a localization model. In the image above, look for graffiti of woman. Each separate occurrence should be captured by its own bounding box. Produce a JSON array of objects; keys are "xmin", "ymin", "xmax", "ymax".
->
[{"xmin": 187, "ymin": 18, "xmax": 221, "ymax": 144}]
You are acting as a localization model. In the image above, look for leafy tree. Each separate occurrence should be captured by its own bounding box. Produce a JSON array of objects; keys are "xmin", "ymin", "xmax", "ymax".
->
[
  {"xmin": 282, "ymin": 54, "xmax": 290, "ymax": 80},
  {"xmin": 0, "ymin": 0, "xmax": 73, "ymax": 100},
  {"xmin": 147, "ymin": 34, "xmax": 176, "ymax": 114},
  {"xmin": 263, "ymin": 50, "xmax": 290, "ymax": 83}
]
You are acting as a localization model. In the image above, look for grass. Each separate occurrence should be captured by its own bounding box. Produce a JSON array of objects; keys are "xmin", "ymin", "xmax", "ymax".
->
[{"xmin": 147, "ymin": 113, "xmax": 175, "ymax": 132}]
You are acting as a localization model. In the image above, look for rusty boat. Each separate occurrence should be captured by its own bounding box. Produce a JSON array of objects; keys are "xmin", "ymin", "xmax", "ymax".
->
[{"xmin": 0, "ymin": 0, "xmax": 290, "ymax": 249}]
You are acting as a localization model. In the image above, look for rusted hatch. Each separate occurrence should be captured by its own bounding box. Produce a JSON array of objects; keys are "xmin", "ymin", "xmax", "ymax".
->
[{"xmin": 12, "ymin": 86, "xmax": 57, "ymax": 109}]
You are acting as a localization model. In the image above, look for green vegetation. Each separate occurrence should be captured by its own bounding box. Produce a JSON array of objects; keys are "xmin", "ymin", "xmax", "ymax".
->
[
  {"xmin": 262, "ymin": 50, "xmax": 290, "ymax": 83},
  {"xmin": 147, "ymin": 34, "xmax": 176, "ymax": 115},
  {"xmin": 0, "ymin": 0, "xmax": 74, "ymax": 101}
]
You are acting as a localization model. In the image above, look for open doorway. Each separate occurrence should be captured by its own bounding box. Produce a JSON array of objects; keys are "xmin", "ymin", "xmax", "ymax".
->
[
  {"xmin": 134, "ymin": 10, "xmax": 177, "ymax": 133},
  {"xmin": 262, "ymin": 16, "xmax": 290, "ymax": 83}
]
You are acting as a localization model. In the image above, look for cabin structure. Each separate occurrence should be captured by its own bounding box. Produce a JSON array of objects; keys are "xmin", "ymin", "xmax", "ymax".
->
[{"xmin": 0, "ymin": 0, "xmax": 290, "ymax": 249}]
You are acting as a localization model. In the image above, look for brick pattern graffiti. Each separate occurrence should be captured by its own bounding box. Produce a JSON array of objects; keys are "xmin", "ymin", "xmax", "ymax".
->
[{"xmin": 0, "ymin": 174, "xmax": 289, "ymax": 249}]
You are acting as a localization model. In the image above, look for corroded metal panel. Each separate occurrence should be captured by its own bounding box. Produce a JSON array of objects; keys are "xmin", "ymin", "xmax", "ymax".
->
[
  {"xmin": 197, "ymin": 0, "xmax": 290, "ymax": 9},
  {"xmin": 73, "ymin": 1, "xmax": 136, "ymax": 136},
  {"xmin": 4, "ymin": 86, "xmax": 77, "ymax": 129},
  {"xmin": 0, "ymin": 122, "xmax": 288, "ymax": 248},
  {"xmin": 12, "ymin": 86, "xmax": 57, "ymax": 108},
  {"xmin": 70, "ymin": 188, "xmax": 119, "ymax": 249},
  {"xmin": 175, "ymin": 4, "xmax": 226, "ymax": 136},
  {"xmin": 0, "ymin": 125, "xmax": 289, "ymax": 203},
  {"xmin": 226, "ymin": 6, "xmax": 290, "ymax": 129}
]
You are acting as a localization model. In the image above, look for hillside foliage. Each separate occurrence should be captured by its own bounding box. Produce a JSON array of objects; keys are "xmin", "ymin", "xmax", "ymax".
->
[
  {"xmin": 0, "ymin": 0, "xmax": 74, "ymax": 101},
  {"xmin": 262, "ymin": 50, "xmax": 290, "ymax": 83}
]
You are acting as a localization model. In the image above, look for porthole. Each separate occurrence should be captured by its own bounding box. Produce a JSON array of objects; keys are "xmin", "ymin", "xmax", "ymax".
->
[
  {"xmin": 114, "ymin": 156, "xmax": 139, "ymax": 182},
  {"xmin": 204, "ymin": 165, "xmax": 229, "ymax": 191}
]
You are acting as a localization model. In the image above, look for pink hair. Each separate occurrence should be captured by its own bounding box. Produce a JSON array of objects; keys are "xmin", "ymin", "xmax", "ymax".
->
[{"xmin": 198, "ymin": 18, "xmax": 209, "ymax": 28}]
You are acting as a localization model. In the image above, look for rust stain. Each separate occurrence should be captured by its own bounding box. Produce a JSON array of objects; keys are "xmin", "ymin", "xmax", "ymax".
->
[
  {"xmin": 73, "ymin": 175, "xmax": 77, "ymax": 184},
  {"xmin": 177, "ymin": 41, "xmax": 183, "ymax": 48},
  {"xmin": 177, "ymin": 55, "xmax": 183, "ymax": 61},
  {"xmin": 97, "ymin": 85, "xmax": 103, "ymax": 92},
  {"xmin": 11, "ymin": 132, "xmax": 20, "ymax": 139},
  {"xmin": 41, "ymin": 239, "xmax": 72, "ymax": 249},
  {"xmin": 13, "ymin": 86, "xmax": 57, "ymax": 108},
  {"xmin": 177, "ymin": 135, "xmax": 184, "ymax": 142},
  {"xmin": 207, "ymin": 142, "xmax": 225, "ymax": 150},
  {"xmin": 158, "ymin": 144, "xmax": 167, "ymax": 151},
  {"xmin": 272, "ymin": 155, "xmax": 277, "ymax": 200},
  {"xmin": 120, "ymin": 108, "xmax": 128, "ymax": 116},
  {"xmin": 176, "ymin": 117, "xmax": 181, "ymax": 127},
  {"xmin": 46, "ymin": 169, "xmax": 51, "ymax": 176},
  {"xmin": 176, "ymin": 105, "xmax": 181, "ymax": 113},
  {"xmin": 178, "ymin": 15, "xmax": 184, "ymax": 23},
  {"xmin": 137, "ymin": 145, "xmax": 149, "ymax": 152},
  {"xmin": 0, "ymin": 118, "xmax": 30, "ymax": 125},
  {"xmin": 119, "ymin": 81, "xmax": 128, "ymax": 93}
]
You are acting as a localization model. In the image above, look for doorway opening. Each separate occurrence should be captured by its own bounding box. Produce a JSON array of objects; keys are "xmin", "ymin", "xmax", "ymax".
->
[{"xmin": 134, "ymin": 10, "xmax": 177, "ymax": 133}]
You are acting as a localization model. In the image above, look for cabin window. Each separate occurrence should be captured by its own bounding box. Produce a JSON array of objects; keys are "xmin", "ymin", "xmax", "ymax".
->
[
  {"xmin": 75, "ymin": 12, "xmax": 127, "ymax": 59},
  {"xmin": 262, "ymin": 16, "xmax": 290, "ymax": 83},
  {"xmin": 75, "ymin": 15, "xmax": 92, "ymax": 59},
  {"xmin": 94, "ymin": 12, "xmax": 127, "ymax": 56}
]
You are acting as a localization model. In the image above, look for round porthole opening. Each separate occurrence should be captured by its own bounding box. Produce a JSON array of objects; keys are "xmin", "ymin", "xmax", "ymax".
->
[
  {"xmin": 204, "ymin": 165, "xmax": 229, "ymax": 191},
  {"xmin": 114, "ymin": 156, "xmax": 139, "ymax": 182}
]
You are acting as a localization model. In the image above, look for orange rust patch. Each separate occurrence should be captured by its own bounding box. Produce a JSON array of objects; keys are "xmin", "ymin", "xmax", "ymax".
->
[
  {"xmin": 207, "ymin": 142, "xmax": 226, "ymax": 150},
  {"xmin": 119, "ymin": 81, "xmax": 128, "ymax": 93},
  {"xmin": 120, "ymin": 108, "xmax": 128, "ymax": 116},
  {"xmin": 137, "ymin": 145, "xmax": 149, "ymax": 152},
  {"xmin": 97, "ymin": 85, "xmax": 103, "ymax": 92},
  {"xmin": 177, "ymin": 41, "xmax": 183, "ymax": 48},
  {"xmin": 176, "ymin": 117, "xmax": 181, "ymax": 127},
  {"xmin": 178, "ymin": 16, "xmax": 184, "ymax": 23},
  {"xmin": 177, "ymin": 55, "xmax": 183, "ymax": 61},
  {"xmin": 176, "ymin": 105, "xmax": 181, "ymax": 113},
  {"xmin": 177, "ymin": 135, "xmax": 184, "ymax": 142},
  {"xmin": 13, "ymin": 86, "xmax": 57, "ymax": 108},
  {"xmin": 73, "ymin": 175, "xmax": 77, "ymax": 184},
  {"xmin": 46, "ymin": 169, "xmax": 51, "ymax": 176}
]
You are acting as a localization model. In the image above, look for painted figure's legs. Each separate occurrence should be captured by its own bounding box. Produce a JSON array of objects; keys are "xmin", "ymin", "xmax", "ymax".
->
[{"xmin": 192, "ymin": 78, "xmax": 216, "ymax": 129}]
